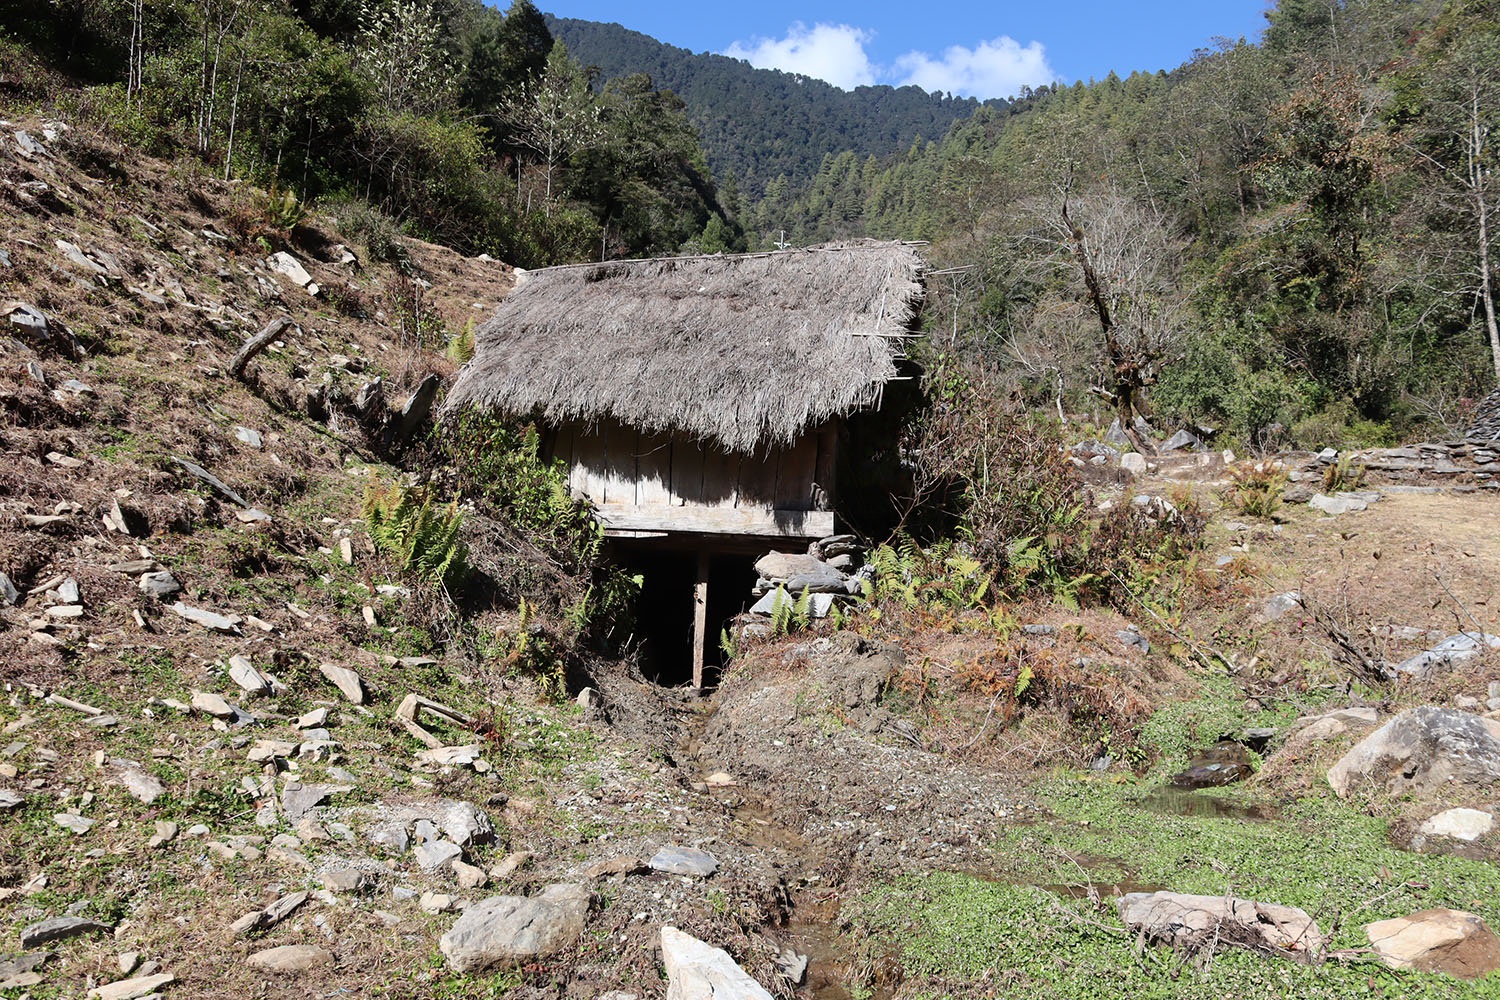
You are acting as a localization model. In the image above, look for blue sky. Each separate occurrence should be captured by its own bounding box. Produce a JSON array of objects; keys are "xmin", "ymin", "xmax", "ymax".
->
[{"xmin": 532, "ymin": 2, "xmax": 1273, "ymax": 99}]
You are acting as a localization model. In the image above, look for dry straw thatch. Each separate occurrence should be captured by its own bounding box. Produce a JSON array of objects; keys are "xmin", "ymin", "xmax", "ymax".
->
[{"xmin": 442, "ymin": 241, "xmax": 925, "ymax": 453}]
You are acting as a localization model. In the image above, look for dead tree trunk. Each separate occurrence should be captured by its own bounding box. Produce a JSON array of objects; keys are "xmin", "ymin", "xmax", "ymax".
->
[{"xmin": 1060, "ymin": 192, "xmax": 1154, "ymax": 450}]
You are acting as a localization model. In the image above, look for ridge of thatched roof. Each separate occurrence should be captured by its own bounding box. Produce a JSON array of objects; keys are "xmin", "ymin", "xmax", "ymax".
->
[{"xmin": 442, "ymin": 241, "xmax": 926, "ymax": 453}]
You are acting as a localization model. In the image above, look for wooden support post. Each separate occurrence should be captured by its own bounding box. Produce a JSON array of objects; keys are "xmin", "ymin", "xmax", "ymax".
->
[{"xmin": 692, "ymin": 550, "xmax": 710, "ymax": 689}]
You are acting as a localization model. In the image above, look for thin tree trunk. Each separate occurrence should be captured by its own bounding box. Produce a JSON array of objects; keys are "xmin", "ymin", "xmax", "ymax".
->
[
  {"xmin": 223, "ymin": 53, "xmax": 243, "ymax": 181},
  {"xmin": 1472, "ymin": 91, "xmax": 1500, "ymax": 382}
]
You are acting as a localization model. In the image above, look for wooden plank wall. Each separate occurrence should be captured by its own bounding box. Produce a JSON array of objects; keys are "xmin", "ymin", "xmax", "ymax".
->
[{"xmin": 549, "ymin": 418, "xmax": 833, "ymax": 524}]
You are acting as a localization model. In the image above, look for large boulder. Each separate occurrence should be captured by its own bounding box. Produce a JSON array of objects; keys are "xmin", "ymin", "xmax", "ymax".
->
[
  {"xmin": 753, "ymin": 552, "xmax": 848, "ymax": 594},
  {"xmin": 1365, "ymin": 909, "xmax": 1500, "ymax": 978},
  {"xmin": 660, "ymin": 926, "xmax": 773, "ymax": 1000},
  {"xmin": 1327, "ymin": 706, "xmax": 1500, "ymax": 799},
  {"xmin": 1117, "ymin": 892, "xmax": 1323, "ymax": 960},
  {"xmin": 438, "ymin": 884, "xmax": 589, "ymax": 972}
]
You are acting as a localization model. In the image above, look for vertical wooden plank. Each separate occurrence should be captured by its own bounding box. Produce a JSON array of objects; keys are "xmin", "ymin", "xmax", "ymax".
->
[
  {"xmin": 576, "ymin": 429, "xmax": 609, "ymax": 506},
  {"xmin": 637, "ymin": 431, "xmax": 675, "ymax": 507},
  {"xmin": 601, "ymin": 420, "xmax": 638, "ymax": 506},
  {"xmin": 671, "ymin": 438, "xmax": 706, "ymax": 506},
  {"xmin": 698, "ymin": 446, "xmax": 741, "ymax": 509},
  {"xmin": 738, "ymin": 446, "xmax": 778, "ymax": 509},
  {"xmin": 775, "ymin": 435, "xmax": 819, "ymax": 511},
  {"xmin": 692, "ymin": 549, "xmax": 709, "ymax": 689},
  {"xmin": 813, "ymin": 422, "xmax": 838, "ymax": 510}
]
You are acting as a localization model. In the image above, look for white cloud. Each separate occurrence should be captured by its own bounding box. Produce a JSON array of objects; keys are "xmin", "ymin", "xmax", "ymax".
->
[
  {"xmin": 894, "ymin": 37, "xmax": 1055, "ymax": 99},
  {"xmin": 723, "ymin": 22, "xmax": 878, "ymax": 90}
]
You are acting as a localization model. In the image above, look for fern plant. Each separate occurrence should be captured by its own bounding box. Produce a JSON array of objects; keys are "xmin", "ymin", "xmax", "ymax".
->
[{"xmin": 362, "ymin": 477, "xmax": 466, "ymax": 586}]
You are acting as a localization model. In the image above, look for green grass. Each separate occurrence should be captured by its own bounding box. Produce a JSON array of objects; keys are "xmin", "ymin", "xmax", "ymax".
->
[{"xmin": 843, "ymin": 774, "xmax": 1500, "ymax": 999}]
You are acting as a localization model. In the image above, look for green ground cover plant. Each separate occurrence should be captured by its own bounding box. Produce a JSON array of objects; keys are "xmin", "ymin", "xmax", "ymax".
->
[{"xmin": 845, "ymin": 775, "xmax": 1500, "ymax": 999}]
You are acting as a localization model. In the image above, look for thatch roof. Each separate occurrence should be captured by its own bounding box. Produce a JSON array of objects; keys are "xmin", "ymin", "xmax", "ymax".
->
[{"xmin": 441, "ymin": 241, "xmax": 925, "ymax": 453}]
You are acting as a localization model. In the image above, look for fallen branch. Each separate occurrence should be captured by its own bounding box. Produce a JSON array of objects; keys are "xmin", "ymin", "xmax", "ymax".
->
[
  {"xmin": 228, "ymin": 316, "xmax": 293, "ymax": 379},
  {"xmin": 1107, "ymin": 568, "xmax": 1234, "ymax": 672},
  {"xmin": 1295, "ymin": 592, "xmax": 1389, "ymax": 683}
]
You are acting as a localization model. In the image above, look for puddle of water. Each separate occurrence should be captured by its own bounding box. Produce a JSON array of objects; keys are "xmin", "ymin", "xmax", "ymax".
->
[
  {"xmin": 712, "ymin": 785, "xmax": 809, "ymax": 851},
  {"xmin": 1136, "ymin": 787, "xmax": 1278, "ymax": 822}
]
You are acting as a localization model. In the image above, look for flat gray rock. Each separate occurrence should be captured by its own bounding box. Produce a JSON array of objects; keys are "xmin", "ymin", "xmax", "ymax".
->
[
  {"xmin": 1309, "ymin": 493, "xmax": 1367, "ymax": 515},
  {"xmin": 439, "ymin": 884, "xmax": 590, "ymax": 972},
  {"xmin": 172, "ymin": 457, "xmax": 248, "ymax": 507},
  {"xmin": 649, "ymin": 846, "xmax": 718, "ymax": 878},
  {"xmin": 1395, "ymin": 633, "xmax": 1500, "ymax": 678},
  {"xmin": 109, "ymin": 760, "xmax": 165, "ymax": 804},
  {"xmin": 54, "ymin": 812, "xmax": 95, "ymax": 834},
  {"xmin": 6, "ymin": 302, "xmax": 46, "ymax": 333},
  {"xmin": 245, "ymin": 944, "xmax": 333, "ymax": 973},
  {"xmin": 318, "ymin": 663, "xmax": 365, "ymax": 704},
  {"xmin": 1262, "ymin": 591, "xmax": 1303, "ymax": 621},
  {"xmin": 228, "ymin": 655, "xmax": 272, "ymax": 694},
  {"xmin": 439, "ymin": 801, "xmax": 494, "ymax": 846},
  {"xmin": 137, "ymin": 571, "xmax": 180, "ymax": 599},
  {"xmin": 0, "ymin": 788, "xmax": 23, "ymax": 811},
  {"xmin": 281, "ymin": 782, "xmax": 348, "ymax": 820},
  {"xmin": 20, "ymin": 915, "xmax": 112, "ymax": 949},
  {"xmin": 415, "ymin": 840, "xmax": 463, "ymax": 872},
  {"xmin": 1419, "ymin": 808, "xmax": 1495, "ymax": 843},
  {"xmin": 190, "ymin": 690, "xmax": 234, "ymax": 718},
  {"xmin": 88, "ymin": 971, "xmax": 174, "ymax": 999},
  {"xmin": 170, "ymin": 603, "xmax": 241, "ymax": 633}
]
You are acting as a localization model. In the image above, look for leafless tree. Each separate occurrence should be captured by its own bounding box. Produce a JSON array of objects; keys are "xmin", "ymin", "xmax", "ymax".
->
[{"xmin": 1025, "ymin": 174, "xmax": 1192, "ymax": 443}]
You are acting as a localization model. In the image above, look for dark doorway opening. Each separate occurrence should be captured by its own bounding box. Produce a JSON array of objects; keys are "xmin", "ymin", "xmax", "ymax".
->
[
  {"xmin": 704, "ymin": 554, "xmax": 759, "ymax": 687},
  {"xmin": 615, "ymin": 545, "xmax": 758, "ymax": 688}
]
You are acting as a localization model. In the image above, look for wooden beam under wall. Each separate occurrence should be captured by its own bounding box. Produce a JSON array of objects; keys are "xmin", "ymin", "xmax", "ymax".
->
[{"xmin": 692, "ymin": 549, "xmax": 709, "ymax": 690}]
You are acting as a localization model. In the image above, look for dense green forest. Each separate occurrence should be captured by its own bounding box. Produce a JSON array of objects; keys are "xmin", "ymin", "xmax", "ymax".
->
[
  {"xmin": 853, "ymin": 0, "xmax": 1500, "ymax": 449},
  {"xmin": 0, "ymin": 0, "xmax": 734, "ymax": 264},
  {"xmin": 546, "ymin": 0, "xmax": 1499, "ymax": 449},
  {"xmin": 546, "ymin": 15, "xmax": 1005, "ymax": 203}
]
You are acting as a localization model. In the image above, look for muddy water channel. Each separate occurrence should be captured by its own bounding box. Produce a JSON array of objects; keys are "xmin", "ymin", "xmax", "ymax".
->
[{"xmin": 672, "ymin": 679, "xmax": 1288, "ymax": 997}]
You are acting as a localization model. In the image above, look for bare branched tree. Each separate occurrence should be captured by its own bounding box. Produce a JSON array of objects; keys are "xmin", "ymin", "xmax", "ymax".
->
[
  {"xmin": 497, "ymin": 45, "xmax": 603, "ymax": 212},
  {"xmin": 1025, "ymin": 174, "xmax": 1192, "ymax": 443}
]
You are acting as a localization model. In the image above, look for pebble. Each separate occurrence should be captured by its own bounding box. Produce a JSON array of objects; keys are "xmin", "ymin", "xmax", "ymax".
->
[{"xmin": 54, "ymin": 812, "xmax": 95, "ymax": 834}]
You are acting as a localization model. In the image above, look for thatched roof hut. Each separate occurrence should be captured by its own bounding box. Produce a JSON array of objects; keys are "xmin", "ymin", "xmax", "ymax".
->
[{"xmin": 442, "ymin": 241, "xmax": 926, "ymax": 453}]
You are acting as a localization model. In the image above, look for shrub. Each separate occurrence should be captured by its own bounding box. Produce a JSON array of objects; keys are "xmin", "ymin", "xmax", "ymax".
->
[
  {"xmin": 905, "ymin": 353, "xmax": 1204, "ymax": 611},
  {"xmin": 437, "ymin": 412, "xmax": 637, "ymax": 647},
  {"xmin": 1222, "ymin": 459, "xmax": 1287, "ymax": 518},
  {"xmin": 361, "ymin": 475, "xmax": 465, "ymax": 586},
  {"xmin": 1321, "ymin": 452, "xmax": 1366, "ymax": 493}
]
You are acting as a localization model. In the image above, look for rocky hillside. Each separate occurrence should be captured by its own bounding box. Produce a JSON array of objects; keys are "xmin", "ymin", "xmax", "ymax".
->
[{"xmin": 5, "ymin": 108, "xmax": 1500, "ymax": 1000}]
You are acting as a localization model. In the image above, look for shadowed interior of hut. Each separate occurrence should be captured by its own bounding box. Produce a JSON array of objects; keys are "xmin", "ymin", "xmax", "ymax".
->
[{"xmin": 615, "ymin": 546, "xmax": 758, "ymax": 688}]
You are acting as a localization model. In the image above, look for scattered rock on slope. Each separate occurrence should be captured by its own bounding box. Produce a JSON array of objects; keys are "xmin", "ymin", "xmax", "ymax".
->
[
  {"xmin": 659, "ymin": 926, "xmax": 773, "ymax": 1000},
  {"xmin": 1327, "ymin": 706, "xmax": 1500, "ymax": 799},
  {"xmin": 1117, "ymin": 891, "xmax": 1323, "ymax": 960},
  {"xmin": 1365, "ymin": 909, "xmax": 1500, "ymax": 978},
  {"xmin": 438, "ymin": 884, "xmax": 590, "ymax": 972}
]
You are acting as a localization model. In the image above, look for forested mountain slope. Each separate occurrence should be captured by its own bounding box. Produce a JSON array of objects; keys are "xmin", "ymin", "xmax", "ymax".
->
[
  {"xmin": 814, "ymin": 0, "xmax": 1500, "ymax": 450},
  {"xmin": 546, "ymin": 15, "xmax": 1007, "ymax": 202}
]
